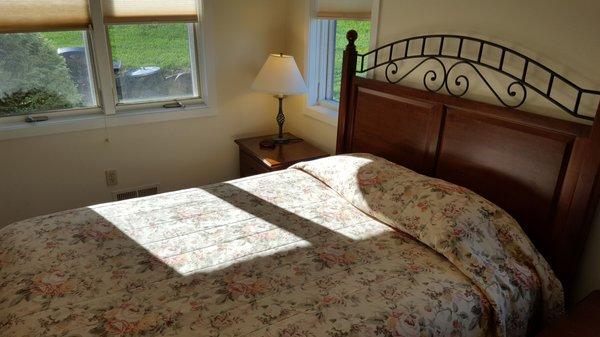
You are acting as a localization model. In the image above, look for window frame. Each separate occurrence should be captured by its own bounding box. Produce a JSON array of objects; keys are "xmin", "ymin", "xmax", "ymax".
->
[
  {"xmin": 0, "ymin": 29, "xmax": 103, "ymax": 123},
  {"xmin": 0, "ymin": 0, "xmax": 212, "ymax": 132},
  {"xmin": 318, "ymin": 20, "xmax": 336, "ymax": 104},
  {"xmin": 105, "ymin": 22, "xmax": 204, "ymax": 111},
  {"xmin": 310, "ymin": 19, "xmax": 338, "ymax": 109}
]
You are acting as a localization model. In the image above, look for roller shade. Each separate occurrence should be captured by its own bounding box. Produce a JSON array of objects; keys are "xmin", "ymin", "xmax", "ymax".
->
[
  {"xmin": 317, "ymin": 0, "xmax": 372, "ymax": 20},
  {"xmin": 102, "ymin": 0, "xmax": 199, "ymax": 23},
  {"xmin": 0, "ymin": 0, "xmax": 91, "ymax": 33}
]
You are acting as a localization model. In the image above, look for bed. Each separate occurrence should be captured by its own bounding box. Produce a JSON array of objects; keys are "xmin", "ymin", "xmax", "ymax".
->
[{"xmin": 2, "ymin": 33, "xmax": 600, "ymax": 337}]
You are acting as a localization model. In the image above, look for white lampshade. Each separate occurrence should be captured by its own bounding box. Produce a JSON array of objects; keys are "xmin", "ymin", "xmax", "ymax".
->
[{"xmin": 251, "ymin": 54, "xmax": 307, "ymax": 96}]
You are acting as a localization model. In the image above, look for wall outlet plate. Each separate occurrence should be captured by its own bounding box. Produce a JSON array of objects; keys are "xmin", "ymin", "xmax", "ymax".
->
[{"xmin": 105, "ymin": 170, "xmax": 118, "ymax": 186}]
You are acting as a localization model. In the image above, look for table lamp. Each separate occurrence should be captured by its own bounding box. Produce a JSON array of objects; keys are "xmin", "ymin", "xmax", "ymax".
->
[{"xmin": 251, "ymin": 53, "xmax": 307, "ymax": 143}]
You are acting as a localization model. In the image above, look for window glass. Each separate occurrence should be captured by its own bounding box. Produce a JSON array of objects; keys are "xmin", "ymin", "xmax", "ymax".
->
[
  {"xmin": 332, "ymin": 20, "xmax": 371, "ymax": 101},
  {"xmin": 0, "ymin": 31, "xmax": 96, "ymax": 117},
  {"xmin": 108, "ymin": 23, "xmax": 197, "ymax": 104}
]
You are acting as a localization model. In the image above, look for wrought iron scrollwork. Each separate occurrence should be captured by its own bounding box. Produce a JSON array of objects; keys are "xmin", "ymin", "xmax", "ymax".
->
[
  {"xmin": 445, "ymin": 60, "xmax": 527, "ymax": 108},
  {"xmin": 354, "ymin": 34, "xmax": 599, "ymax": 121},
  {"xmin": 385, "ymin": 57, "xmax": 447, "ymax": 93}
]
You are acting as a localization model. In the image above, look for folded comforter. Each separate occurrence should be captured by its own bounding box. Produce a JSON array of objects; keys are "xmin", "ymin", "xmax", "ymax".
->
[{"xmin": 293, "ymin": 154, "xmax": 564, "ymax": 336}]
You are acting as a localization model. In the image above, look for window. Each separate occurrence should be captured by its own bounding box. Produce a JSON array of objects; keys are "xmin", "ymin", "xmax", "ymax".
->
[
  {"xmin": 308, "ymin": 0, "xmax": 376, "ymax": 110},
  {"xmin": 311, "ymin": 19, "xmax": 371, "ymax": 106},
  {"xmin": 108, "ymin": 23, "xmax": 199, "ymax": 104},
  {"xmin": 330, "ymin": 20, "xmax": 371, "ymax": 102},
  {"xmin": 0, "ymin": 31, "xmax": 97, "ymax": 117},
  {"xmin": 0, "ymin": 0, "xmax": 205, "ymax": 122}
]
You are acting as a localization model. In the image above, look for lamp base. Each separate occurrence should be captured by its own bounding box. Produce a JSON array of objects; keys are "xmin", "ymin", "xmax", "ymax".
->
[
  {"xmin": 272, "ymin": 136, "xmax": 291, "ymax": 144},
  {"xmin": 272, "ymin": 96, "xmax": 302, "ymax": 145},
  {"xmin": 258, "ymin": 135, "xmax": 303, "ymax": 149}
]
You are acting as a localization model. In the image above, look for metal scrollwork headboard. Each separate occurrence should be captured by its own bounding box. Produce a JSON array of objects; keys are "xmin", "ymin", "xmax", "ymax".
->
[{"xmin": 350, "ymin": 31, "xmax": 599, "ymax": 121}]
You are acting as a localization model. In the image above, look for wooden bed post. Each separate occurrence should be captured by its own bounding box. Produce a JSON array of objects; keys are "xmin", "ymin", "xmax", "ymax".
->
[
  {"xmin": 336, "ymin": 30, "xmax": 358, "ymax": 154},
  {"xmin": 559, "ymin": 102, "xmax": 600, "ymax": 296}
]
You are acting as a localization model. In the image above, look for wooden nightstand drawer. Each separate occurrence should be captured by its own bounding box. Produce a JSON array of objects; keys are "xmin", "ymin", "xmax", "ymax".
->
[
  {"xmin": 235, "ymin": 133, "xmax": 329, "ymax": 178},
  {"xmin": 239, "ymin": 150, "xmax": 270, "ymax": 177}
]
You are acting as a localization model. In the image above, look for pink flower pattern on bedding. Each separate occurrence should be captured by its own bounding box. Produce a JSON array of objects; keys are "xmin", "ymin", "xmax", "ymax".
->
[
  {"xmin": 293, "ymin": 154, "xmax": 564, "ymax": 336},
  {"xmin": 0, "ymin": 154, "xmax": 562, "ymax": 336}
]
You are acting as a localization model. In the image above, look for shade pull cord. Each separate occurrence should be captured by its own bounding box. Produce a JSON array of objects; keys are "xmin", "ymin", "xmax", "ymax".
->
[{"xmin": 104, "ymin": 114, "xmax": 111, "ymax": 143}]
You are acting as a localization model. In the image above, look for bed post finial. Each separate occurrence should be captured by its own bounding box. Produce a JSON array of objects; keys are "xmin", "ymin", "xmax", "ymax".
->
[
  {"xmin": 346, "ymin": 30, "xmax": 358, "ymax": 50},
  {"xmin": 337, "ymin": 30, "xmax": 359, "ymax": 155}
]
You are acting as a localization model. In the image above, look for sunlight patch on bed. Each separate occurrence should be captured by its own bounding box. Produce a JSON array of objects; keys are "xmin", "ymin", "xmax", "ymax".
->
[
  {"xmin": 89, "ymin": 204, "xmax": 312, "ymax": 276},
  {"xmin": 86, "ymin": 179, "xmax": 391, "ymax": 276}
]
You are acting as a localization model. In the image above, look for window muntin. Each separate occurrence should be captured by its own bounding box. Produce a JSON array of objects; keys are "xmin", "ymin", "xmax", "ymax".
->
[
  {"xmin": 0, "ymin": 31, "xmax": 97, "ymax": 117},
  {"xmin": 108, "ymin": 23, "xmax": 198, "ymax": 105}
]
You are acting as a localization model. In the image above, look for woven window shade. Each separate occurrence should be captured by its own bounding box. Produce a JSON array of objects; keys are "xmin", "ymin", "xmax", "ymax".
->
[
  {"xmin": 0, "ymin": 0, "xmax": 91, "ymax": 33},
  {"xmin": 317, "ymin": 0, "xmax": 372, "ymax": 20},
  {"xmin": 102, "ymin": 0, "xmax": 198, "ymax": 23}
]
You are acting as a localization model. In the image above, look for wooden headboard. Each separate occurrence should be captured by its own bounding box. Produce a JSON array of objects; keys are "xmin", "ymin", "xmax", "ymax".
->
[{"xmin": 337, "ymin": 31, "xmax": 600, "ymax": 294}]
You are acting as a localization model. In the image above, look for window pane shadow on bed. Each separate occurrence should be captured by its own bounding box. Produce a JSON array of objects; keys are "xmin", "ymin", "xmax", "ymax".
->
[
  {"xmin": 71, "ymin": 182, "xmax": 415, "ymax": 293},
  {"xmin": 85, "ymin": 181, "xmax": 380, "ymax": 278}
]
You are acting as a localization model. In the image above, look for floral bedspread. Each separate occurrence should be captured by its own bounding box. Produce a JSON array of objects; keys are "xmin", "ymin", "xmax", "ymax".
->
[
  {"xmin": 0, "ymin": 154, "xmax": 561, "ymax": 336},
  {"xmin": 294, "ymin": 154, "xmax": 564, "ymax": 337}
]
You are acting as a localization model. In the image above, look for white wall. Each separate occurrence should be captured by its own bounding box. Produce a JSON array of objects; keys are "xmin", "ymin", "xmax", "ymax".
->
[
  {"xmin": 0, "ymin": 0, "xmax": 286, "ymax": 226},
  {"xmin": 284, "ymin": 0, "xmax": 600, "ymax": 302}
]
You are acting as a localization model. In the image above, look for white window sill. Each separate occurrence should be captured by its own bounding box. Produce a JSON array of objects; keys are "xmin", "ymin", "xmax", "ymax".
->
[
  {"xmin": 0, "ymin": 104, "xmax": 218, "ymax": 141},
  {"xmin": 304, "ymin": 102, "xmax": 339, "ymax": 127}
]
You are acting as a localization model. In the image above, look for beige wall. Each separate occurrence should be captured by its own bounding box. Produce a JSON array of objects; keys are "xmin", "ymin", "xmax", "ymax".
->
[
  {"xmin": 284, "ymin": 0, "xmax": 600, "ymax": 302},
  {"xmin": 0, "ymin": 0, "xmax": 286, "ymax": 226}
]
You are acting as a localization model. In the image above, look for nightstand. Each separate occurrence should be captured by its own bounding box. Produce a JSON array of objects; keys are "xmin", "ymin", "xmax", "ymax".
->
[
  {"xmin": 235, "ymin": 133, "xmax": 329, "ymax": 177},
  {"xmin": 537, "ymin": 290, "xmax": 600, "ymax": 337}
]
